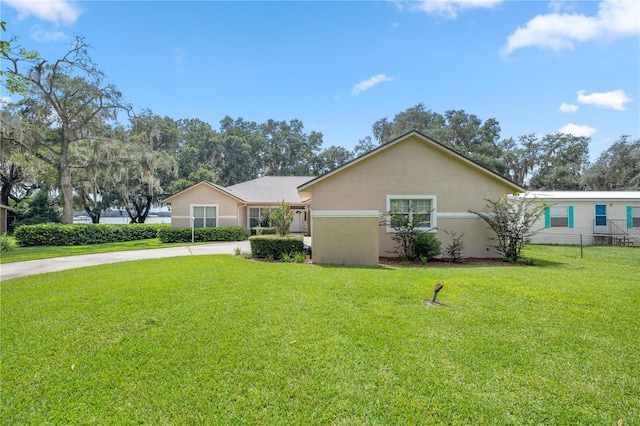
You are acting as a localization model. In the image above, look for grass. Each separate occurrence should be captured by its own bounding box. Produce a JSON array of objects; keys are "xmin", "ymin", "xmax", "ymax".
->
[
  {"xmin": 1, "ymin": 245, "xmax": 639, "ymax": 424},
  {"xmin": 0, "ymin": 237, "xmax": 200, "ymax": 264}
]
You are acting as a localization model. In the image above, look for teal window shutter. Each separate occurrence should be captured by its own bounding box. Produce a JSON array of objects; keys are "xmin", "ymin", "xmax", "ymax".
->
[
  {"xmin": 568, "ymin": 206, "xmax": 574, "ymax": 228},
  {"xmin": 544, "ymin": 207, "xmax": 550, "ymax": 228},
  {"xmin": 627, "ymin": 206, "xmax": 633, "ymax": 228}
]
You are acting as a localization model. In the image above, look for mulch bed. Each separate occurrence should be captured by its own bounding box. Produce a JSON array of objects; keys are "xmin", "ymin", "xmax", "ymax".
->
[{"xmin": 378, "ymin": 257, "xmax": 527, "ymax": 267}]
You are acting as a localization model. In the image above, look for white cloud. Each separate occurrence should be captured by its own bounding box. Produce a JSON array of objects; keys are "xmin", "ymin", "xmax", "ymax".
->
[
  {"xmin": 559, "ymin": 102, "xmax": 579, "ymax": 113},
  {"xmin": 502, "ymin": 0, "xmax": 639, "ymax": 54},
  {"xmin": 31, "ymin": 27, "xmax": 68, "ymax": 43},
  {"xmin": 4, "ymin": 0, "xmax": 82, "ymax": 26},
  {"xmin": 0, "ymin": 97, "xmax": 11, "ymax": 107},
  {"xmin": 548, "ymin": 0, "xmax": 578, "ymax": 13},
  {"xmin": 393, "ymin": 0, "xmax": 502, "ymax": 19},
  {"xmin": 559, "ymin": 123, "xmax": 596, "ymax": 137},
  {"xmin": 351, "ymin": 74, "xmax": 395, "ymax": 96},
  {"xmin": 577, "ymin": 89, "xmax": 631, "ymax": 111}
]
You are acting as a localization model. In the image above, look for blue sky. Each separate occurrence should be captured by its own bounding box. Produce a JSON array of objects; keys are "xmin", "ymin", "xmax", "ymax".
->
[{"xmin": 1, "ymin": 0, "xmax": 638, "ymax": 160}]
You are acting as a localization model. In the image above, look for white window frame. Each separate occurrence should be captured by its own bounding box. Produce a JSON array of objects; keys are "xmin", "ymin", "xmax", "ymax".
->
[
  {"xmin": 633, "ymin": 207, "xmax": 640, "ymax": 228},
  {"xmin": 249, "ymin": 206, "xmax": 272, "ymax": 228},
  {"xmin": 386, "ymin": 195, "xmax": 437, "ymax": 233},
  {"xmin": 191, "ymin": 204, "xmax": 218, "ymax": 228}
]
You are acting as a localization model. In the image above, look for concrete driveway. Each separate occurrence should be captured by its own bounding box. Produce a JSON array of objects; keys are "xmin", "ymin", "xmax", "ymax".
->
[{"xmin": 1, "ymin": 240, "xmax": 252, "ymax": 281}]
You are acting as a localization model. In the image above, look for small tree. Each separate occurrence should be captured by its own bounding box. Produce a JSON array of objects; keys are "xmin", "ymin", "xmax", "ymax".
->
[
  {"xmin": 270, "ymin": 200, "xmax": 294, "ymax": 236},
  {"xmin": 470, "ymin": 195, "xmax": 546, "ymax": 262},
  {"xmin": 10, "ymin": 188, "xmax": 61, "ymax": 230},
  {"xmin": 442, "ymin": 230, "xmax": 465, "ymax": 263},
  {"xmin": 382, "ymin": 203, "xmax": 433, "ymax": 261},
  {"xmin": 259, "ymin": 208, "xmax": 271, "ymax": 227}
]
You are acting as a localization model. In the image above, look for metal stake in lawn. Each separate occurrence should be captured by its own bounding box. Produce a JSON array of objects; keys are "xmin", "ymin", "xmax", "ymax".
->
[{"xmin": 431, "ymin": 283, "xmax": 443, "ymax": 304}]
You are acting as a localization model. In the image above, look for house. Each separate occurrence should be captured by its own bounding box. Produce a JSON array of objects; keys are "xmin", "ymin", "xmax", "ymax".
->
[
  {"xmin": 522, "ymin": 191, "xmax": 640, "ymax": 246},
  {"xmin": 298, "ymin": 131, "xmax": 525, "ymax": 265},
  {"xmin": 162, "ymin": 176, "xmax": 313, "ymax": 234}
]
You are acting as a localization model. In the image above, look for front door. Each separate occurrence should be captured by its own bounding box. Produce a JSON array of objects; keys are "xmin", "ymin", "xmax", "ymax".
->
[
  {"xmin": 594, "ymin": 204, "xmax": 608, "ymax": 233},
  {"xmin": 290, "ymin": 206, "xmax": 308, "ymax": 233}
]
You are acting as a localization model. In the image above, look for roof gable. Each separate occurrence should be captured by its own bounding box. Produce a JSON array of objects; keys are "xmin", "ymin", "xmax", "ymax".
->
[
  {"xmin": 162, "ymin": 176, "xmax": 315, "ymax": 204},
  {"xmin": 162, "ymin": 181, "xmax": 243, "ymax": 204},
  {"xmin": 299, "ymin": 131, "xmax": 523, "ymax": 193}
]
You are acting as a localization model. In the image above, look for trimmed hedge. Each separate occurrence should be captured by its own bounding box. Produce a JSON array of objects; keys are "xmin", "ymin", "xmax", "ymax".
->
[
  {"xmin": 157, "ymin": 226, "xmax": 247, "ymax": 243},
  {"xmin": 14, "ymin": 223, "xmax": 168, "ymax": 247},
  {"xmin": 252, "ymin": 227, "xmax": 277, "ymax": 236},
  {"xmin": 249, "ymin": 235, "xmax": 304, "ymax": 260}
]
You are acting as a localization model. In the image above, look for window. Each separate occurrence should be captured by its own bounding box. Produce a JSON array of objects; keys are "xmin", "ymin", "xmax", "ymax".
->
[
  {"xmin": 249, "ymin": 208, "xmax": 261, "ymax": 228},
  {"xmin": 249, "ymin": 207, "xmax": 270, "ymax": 228},
  {"xmin": 629, "ymin": 206, "xmax": 640, "ymax": 228},
  {"xmin": 595, "ymin": 204, "xmax": 607, "ymax": 227},
  {"xmin": 192, "ymin": 205, "xmax": 217, "ymax": 228},
  {"xmin": 545, "ymin": 206, "xmax": 573, "ymax": 228},
  {"xmin": 386, "ymin": 195, "xmax": 436, "ymax": 231}
]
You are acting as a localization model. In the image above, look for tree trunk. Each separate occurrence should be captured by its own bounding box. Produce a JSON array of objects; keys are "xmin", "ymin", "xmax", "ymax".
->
[
  {"xmin": 85, "ymin": 206, "xmax": 100, "ymax": 223},
  {"xmin": 59, "ymin": 140, "xmax": 74, "ymax": 224}
]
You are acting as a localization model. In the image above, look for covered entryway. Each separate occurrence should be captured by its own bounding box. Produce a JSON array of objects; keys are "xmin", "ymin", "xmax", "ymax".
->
[{"xmin": 290, "ymin": 205, "xmax": 309, "ymax": 233}]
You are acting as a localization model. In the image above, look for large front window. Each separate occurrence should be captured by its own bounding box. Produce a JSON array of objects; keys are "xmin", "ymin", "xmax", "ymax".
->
[
  {"xmin": 386, "ymin": 196, "xmax": 435, "ymax": 231},
  {"xmin": 192, "ymin": 205, "xmax": 217, "ymax": 228},
  {"xmin": 249, "ymin": 207, "xmax": 270, "ymax": 228}
]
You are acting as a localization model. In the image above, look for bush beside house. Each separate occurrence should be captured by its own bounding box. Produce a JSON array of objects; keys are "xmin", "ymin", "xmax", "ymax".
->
[
  {"xmin": 14, "ymin": 224, "xmax": 168, "ymax": 247},
  {"xmin": 249, "ymin": 235, "xmax": 304, "ymax": 260},
  {"xmin": 158, "ymin": 226, "xmax": 247, "ymax": 243}
]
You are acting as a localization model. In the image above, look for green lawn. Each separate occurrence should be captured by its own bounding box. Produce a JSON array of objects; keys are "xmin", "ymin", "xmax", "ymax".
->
[
  {"xmin": 1, "ymin": 245, "xmax": 639, "ymax": 424},
  {"xmin": 0, "ymin": 238, "xmax": 199, "ymax": 264}
]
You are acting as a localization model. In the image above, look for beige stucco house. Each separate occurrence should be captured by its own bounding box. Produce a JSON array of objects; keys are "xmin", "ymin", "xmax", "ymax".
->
[
  {"xmin": 298, "ymin": 131, "xmax": 525, "ymax": 265},
  {"xmin": 522, "ymin": 191, "xmax": 640, "ymax": 246},
  {"xmin": 162, "ymin": 176, "xmax": 313, "ymax": 234}
]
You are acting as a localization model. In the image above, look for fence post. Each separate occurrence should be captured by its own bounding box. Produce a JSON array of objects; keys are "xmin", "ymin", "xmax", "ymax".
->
[{"xmin": 580, "ymin": 234, "xmax": 583, "ymax": 259}]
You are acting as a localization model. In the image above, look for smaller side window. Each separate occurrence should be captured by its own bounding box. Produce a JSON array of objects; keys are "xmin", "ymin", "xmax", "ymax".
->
[
  {"xmin": 545, "ymin": 205, "xmax": 573, "ymax": 228},
  {"xmin": 549, "ymin": 206, "xmax": 568, "ymax": 227}
]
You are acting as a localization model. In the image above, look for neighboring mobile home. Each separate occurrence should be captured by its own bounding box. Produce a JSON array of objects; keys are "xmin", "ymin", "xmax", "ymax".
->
[
  {"xmin": 162, "ymin": 176, "xmax": 313, "ymax": 234},
  {"xmin": 298, "ymin": 131, "xmax": 525, "ymax": 266},
  {"xmin": 523, "ymin": 191, "xmax": 640, "ymax": 246}
]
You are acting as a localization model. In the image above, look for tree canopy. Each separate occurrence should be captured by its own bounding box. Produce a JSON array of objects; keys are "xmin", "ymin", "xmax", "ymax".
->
[{"xmin": 1, "ymin": 36, "xmax": 638, "ymax": 229}]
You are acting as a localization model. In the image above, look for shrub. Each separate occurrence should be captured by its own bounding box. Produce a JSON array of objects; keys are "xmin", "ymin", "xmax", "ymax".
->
[
  {"xmin": 157, "ymin": 227, "xmax": 247, "ymax": 243},
  {"xmin": 293, "ymin": 252, "xmax": 306, "ymax": 263},
  {"xmin": 470, "ymin": 195, "xmax": 546, "ymax": 262},
  {"xmin": 13, "ymin": 223, "xmax": 168, "ymax": 247},
  {"xmin": 249, "ymin": 235, "xmax": 304, "ymax": 260},
  {"xmin": 381, "ymin": 204, "xmax": 433, "ymax": 260},
  {"xmin": 253, "ymin": 227, "xmax": 277, "ymax": 236},
  {"xmin": 414, "ymin": 232, "xmax": 441, "ymax": 261},
  {"xmin": 443, "ymin": 230, "xmax": 465, "ymax": 263},
  {"xmin": 0, "ymin": 234, "xmax": 12, "ymax": 252},
  {"xmin": 9, "ymin": 190, "xmax": 61, "ymax": 231}
]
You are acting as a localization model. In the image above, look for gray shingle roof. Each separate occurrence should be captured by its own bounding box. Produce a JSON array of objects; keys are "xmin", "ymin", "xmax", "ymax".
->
[{"xmin": 226, "ymin": 176, "xmax": 314, "ymax": 203}]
